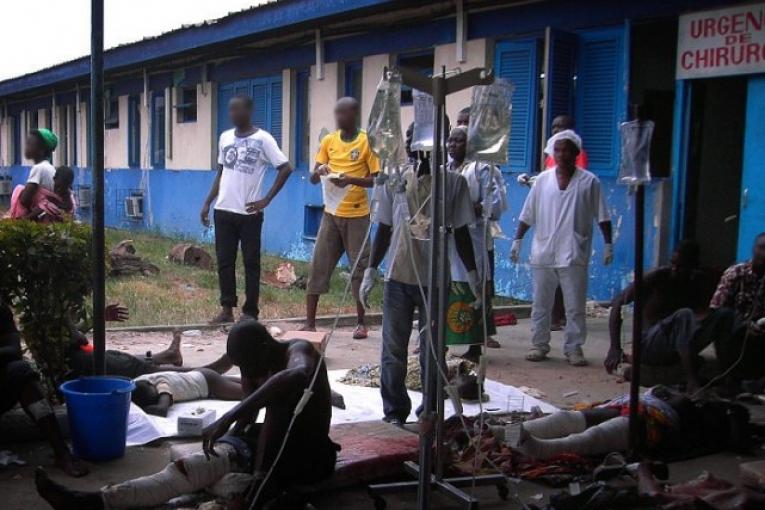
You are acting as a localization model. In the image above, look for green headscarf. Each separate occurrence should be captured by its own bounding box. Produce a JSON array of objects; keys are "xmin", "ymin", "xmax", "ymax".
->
[{"xmin": 33, "ymin": 128, "xmax": 58, "ymax": 152}]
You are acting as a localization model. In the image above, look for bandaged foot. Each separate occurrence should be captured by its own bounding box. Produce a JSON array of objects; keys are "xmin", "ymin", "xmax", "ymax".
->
[
  {"xmin": 518, "ymin": 416, "xmax": 629, "ymax": 460},
  {"xmin": 102, "ymin": 445, "xmax": 235, "ymax": 508},
  {"xmin": 521, "ymin": 410, "xmax": 586, "ymax": 439}
]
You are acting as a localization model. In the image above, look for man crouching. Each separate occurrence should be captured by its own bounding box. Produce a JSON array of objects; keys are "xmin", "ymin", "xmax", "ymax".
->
[{"xmin": 36, "ymin": 321, "xmax": 338, "ymax": 509}]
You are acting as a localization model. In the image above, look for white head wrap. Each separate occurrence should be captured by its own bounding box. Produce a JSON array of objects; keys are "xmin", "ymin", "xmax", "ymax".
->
[{"xmin": 544, "ymin": 129, "xmax": 582, "ymax": 156}]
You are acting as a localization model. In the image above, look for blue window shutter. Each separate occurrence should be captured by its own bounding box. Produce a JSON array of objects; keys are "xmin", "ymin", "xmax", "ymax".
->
[
  {"xmin": 251, "ymin": 81, "xmax": 268, "ymax": 130},
  {"xmin": 575, "ymin": 28, "xmax": 626, "ymax": 175},
  {"xmin": 217, "ymin": 84, "xmax": 235, "ymax": 141},
  {"xmin": 545, "ymin": 29, "xmax": 577, "ymax": 134},
  {"xmin": 269, "ymin": 78, "xmax": 283, "ymax": 147},
  {"xmin": 495, "ymin": 39, "xmax": 539, "ymax": 173}
]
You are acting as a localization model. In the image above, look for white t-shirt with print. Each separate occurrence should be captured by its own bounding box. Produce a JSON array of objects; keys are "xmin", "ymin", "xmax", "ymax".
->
[
  {"xmin": 27, "ymin": 160, "xmax": 56, "ymax": 192},
  {"xmin": 214, "ymin": 128, "xmax": 289, "ymax": 215},
  {"xmin": 519, "ymin": 167, "xmax": 610, "ymax": 268}
]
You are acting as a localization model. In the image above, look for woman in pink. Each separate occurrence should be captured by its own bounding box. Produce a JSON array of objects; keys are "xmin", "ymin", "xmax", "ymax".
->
[{"xmin": 6, "ymin": 166, "xmax": 75, "ymax": 223}]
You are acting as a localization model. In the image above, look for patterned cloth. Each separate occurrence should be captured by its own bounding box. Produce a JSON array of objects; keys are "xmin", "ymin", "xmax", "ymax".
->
[
  {"xmin": 600, "ymin": 391, "xmax": 680, "ymax": 448},
  {"xmin": 709, "ymin": 261, "xmax": 765, "ymax": 321}
]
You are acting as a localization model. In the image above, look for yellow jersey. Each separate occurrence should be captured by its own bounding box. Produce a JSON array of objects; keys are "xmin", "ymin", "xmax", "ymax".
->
[{"xmin": 315, "ymin": 129, "xmax": 380, "ymax": 218}]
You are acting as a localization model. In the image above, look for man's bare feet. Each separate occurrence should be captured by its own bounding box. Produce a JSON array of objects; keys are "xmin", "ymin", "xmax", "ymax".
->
[
  {"xmin": 36, "ymin": 467, "xmax": 103, "ymax": 509},
  {"xmin": 151, "ymin": 330, "xmax": 183, "ymax": 367},
  {"xmin": 209, "ymin": 308, "xmax": 235, "ymax": 325},
  {"xmin": 352, "ymin": 324, "xmax": 368, "ymax": 339},
  {"xmin": 54, "ymin": 452, "xmax": 89, "ymax": 478}
]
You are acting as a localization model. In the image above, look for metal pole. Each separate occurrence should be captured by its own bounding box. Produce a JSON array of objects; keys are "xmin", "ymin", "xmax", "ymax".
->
[
  {"xmin": 628, "ymin": 184, "xmax": 645, "ymax": 457},
  {"xmin": 90, "ymin": 0, "xmax": 106, "ymax": 375}
]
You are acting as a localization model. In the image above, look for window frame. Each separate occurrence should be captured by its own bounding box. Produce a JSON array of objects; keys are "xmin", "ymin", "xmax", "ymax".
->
[
  {"xmin": 397, "ymin": 50, "xmax": 435, "ymax": 106},
  {"xmin": 151, "ymin": 92, "xmax": 166, "ymax": 169},
  {"xmin": 176, "ymin": 86, "xmax": 198, "ymax": 123},
  {"xmin": 128, "ymin": 95, "xmax": 141, "ymax": 168},
  {"xmin": 10, "ymin": 114, "xmax": 21, "ymax": 165},
  {"xmin": 105, "ymin": 89, "xmax": 119, "ymax": 129},
  {"xmin": 294, "ymin": 69, "xmax": 311, "ymax": 172}
]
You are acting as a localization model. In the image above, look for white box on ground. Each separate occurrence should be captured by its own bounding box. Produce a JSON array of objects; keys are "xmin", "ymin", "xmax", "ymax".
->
[{"xmin": 177, "ymin": 407, "xmax": 216, "ymax": 436}]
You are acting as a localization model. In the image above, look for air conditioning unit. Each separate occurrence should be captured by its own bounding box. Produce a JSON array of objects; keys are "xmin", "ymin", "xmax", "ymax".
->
[
  {"xmin": 77, "ymin": 187, "xmax": 91, "ymax": 208},
  {"xmin": 0, "ymin": 179, "xmax": 11, "ymax": 196},
  {"xmin": 124, "ymin": 195, "xmax": 144, "ymax": 219}
]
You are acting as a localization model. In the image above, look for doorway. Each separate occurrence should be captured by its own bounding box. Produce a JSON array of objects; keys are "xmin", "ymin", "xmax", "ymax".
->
[{"xmin": 684, "ymin": 76, "xmax": 747, "ymax": 271}]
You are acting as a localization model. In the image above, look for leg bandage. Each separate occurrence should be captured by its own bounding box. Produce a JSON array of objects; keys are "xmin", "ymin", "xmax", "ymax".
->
[
  {"xmin": 102, "ymin": 445, "xmax": 235, "ymax": 509},
  {"xmin": 519, "ymin": 416, "xmax": 628, "ymax": 460},
  {"xmin": 26, "ymin": 399, "xmax": 54, "ymax": 421},
  {"xmin": 521, "ymin": 410, "xmax": 586, "ymax": 439}
]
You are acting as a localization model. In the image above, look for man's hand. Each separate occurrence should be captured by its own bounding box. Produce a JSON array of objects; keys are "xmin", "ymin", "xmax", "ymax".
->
[
  {"xmin": 314, "ymin": 164, "xmax": 330, "ymax": 177},
  {"xmin": 604, "ymin": 347, "xmax": 623, "ymax": 374},
  {"xmin": 749, "ymin": 317, "xmax": 765, "ymax": 336},
  {"xmin": 603, "ymin": 243, "xmax": 614, "ymax": 265},
  {"xmin": 329, "ymin": 174, "xmax": 350, "ymax": 188},
  {"xmin": 466, "ymin": 269, "xmax": 482, "ymax": 308},
  {"xmin": 360, "ymin": 267, "xmax": 378, "ymax": 309},
  {"xmin": 105, "ymin": 303, "xmax": 129, "ymax": 322},
  {"xmin": 202, "ymin": 414, "xmax": 234, "ymax": 460},
  {"xmin": 144, "ymin": 404, "xmax": 169, "ymax": 418},
  {"xmin": 510, "ymin": 239, "xmax": 522, "ymax": 264},
  {"xmin": 200, "ymin": 202, "xmax": 211, "ymax": 227},
  {"xmin": 246, "ymin": 197, "xmax": 270, "ymax": 213}
]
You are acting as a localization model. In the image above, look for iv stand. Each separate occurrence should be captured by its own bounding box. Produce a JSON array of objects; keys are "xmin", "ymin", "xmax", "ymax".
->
[{"xmin": 368, "ymin": 66, "xmax": 509, "ymax": 510}]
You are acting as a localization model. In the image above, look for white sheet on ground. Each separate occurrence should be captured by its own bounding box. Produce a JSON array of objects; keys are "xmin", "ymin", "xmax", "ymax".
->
[{"xmin": 127, "ymin": 369, "xmax": 558, "ymax": 446}]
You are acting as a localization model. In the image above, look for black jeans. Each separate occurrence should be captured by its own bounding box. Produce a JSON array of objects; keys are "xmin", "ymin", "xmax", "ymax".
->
[{"xmin": 214, "ymin": 209, "xmax": 263, "ymax": 318}]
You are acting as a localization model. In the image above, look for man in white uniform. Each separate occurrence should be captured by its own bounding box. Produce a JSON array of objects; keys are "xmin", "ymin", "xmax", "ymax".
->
[
  {"xmin": 200, "ymin": 95, "xmax": 293, "ymax": 324},
  {"xmin": 511, "ymin": 130, "xmax": 613, "ymax": 366}
]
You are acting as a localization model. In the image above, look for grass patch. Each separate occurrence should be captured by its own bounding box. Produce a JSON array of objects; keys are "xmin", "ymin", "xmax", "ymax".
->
[{"xmin": 105, "ymin": 229, "xmax": 383, "ymax": 327}]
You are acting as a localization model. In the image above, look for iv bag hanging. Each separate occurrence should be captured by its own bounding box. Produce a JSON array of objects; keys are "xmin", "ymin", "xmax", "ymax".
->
[
  {"xmin": 466, "ymin": 79, "xmax": 514, "ymax": 164},
  {"xmin": 411, "ymin": 89, "xmax": 434, "ymax": 152},
  {"xmin": 617, "ymin": 120, "xmax": 654, "ymax": 185},
  {"xmin": 367, "ymin": 68, "xmax": 406, "ymax": 164}
]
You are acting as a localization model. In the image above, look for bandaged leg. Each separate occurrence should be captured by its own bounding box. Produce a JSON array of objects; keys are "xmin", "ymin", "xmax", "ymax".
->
[
  {"xmin": 102, "ymin": 445, "xmax": 235, "ymax": 509},
  {"xmin": 521, "ymin": 410, "xmax": 586, "ymax": 439},
  {"xmin": 519, "ymin": 416, "xmax": 628, "ymax": 460}
]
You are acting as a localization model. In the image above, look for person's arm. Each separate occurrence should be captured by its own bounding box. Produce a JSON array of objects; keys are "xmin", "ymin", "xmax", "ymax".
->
[
  {"xmin": 331, "ymin": 174, "xmax": 374, "ymax": 188},
  {"xmin": 454, "ymin": 225, "xmax": 477, "ymax": 272},
  {"xmin": 310, "ymin": 162, "xmax": 329, "ymax": 184},
  {"xmin": 200, "ymin": 165, "xmax": 223, "ymax": 226},
  {"xmin": 605, "ymin": 285, "xmax": 634, "ymax": 373},
  {"xmin": 144, "ymin": 394, "xmax": 172, "ymax": 417},
  {"xmin": 19, "ymin": 182, "xmax": 39, "ymax": 209},
  {"xmin": 310, "ymin": 136, "xmax": 331, "ymax": 185},
  {"xmin": 369, "ymin": 224, "xmax": 392, "ymax": 269},
  {"xmin": 246, "ymin": 161, "xmax": 293, "ymax": 213},
  {"xmin": 202, "ymin": 343, "xmax": 317, "ymax": 457}
]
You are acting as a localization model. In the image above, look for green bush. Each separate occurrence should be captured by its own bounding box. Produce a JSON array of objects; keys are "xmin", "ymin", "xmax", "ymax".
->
[{"xmin": 0, "ymin": 220, "xmax": 92, "ymax": 395}]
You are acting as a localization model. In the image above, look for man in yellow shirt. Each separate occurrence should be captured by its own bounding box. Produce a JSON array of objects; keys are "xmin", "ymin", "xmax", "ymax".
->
[{"xmin": 303, "ymin": 97, "xmax": 380, "ymax": 338}]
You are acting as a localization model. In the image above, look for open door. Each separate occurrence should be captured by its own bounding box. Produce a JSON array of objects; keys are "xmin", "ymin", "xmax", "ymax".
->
[
  {"xmin": 737, "ymin": 75, "xmax": 765, "ymax": 260},
  {"xmin": 541, "ymin": 28, "xmax": 577, "ymax": 154}
]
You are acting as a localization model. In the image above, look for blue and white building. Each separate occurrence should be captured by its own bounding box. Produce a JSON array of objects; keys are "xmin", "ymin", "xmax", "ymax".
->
[{"xmin": 0, "ymin": 0, "xmax": 763, "ymax": 301}]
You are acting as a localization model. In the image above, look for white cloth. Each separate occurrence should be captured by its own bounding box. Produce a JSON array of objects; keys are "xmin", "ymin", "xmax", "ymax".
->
[
  {"xmin": 531, "ymin": 265, "xmax": 588, "ymax": 353},
  {"xmin": 102, "ymin": 445, "xmax": 236, "ymax": 509},
  {"xmin": 544, "ymin": 129, "xmax": 582, "ymax": 155},
  {"xmin": 519, "ymin": 168, "xmax": 609, "ymax": 268},
  {"xmin": 214, "ymin": 128, "xmax": 288, "ymax": 215},
  {"xmin": 520, "ymin": 416, "xmax": 628, "ymax": 460},
  {"xmin": 133, "ymin": 371, "xmax": 209, "ymax": 403},
  {"xmin": 449, "ymin": 161, "xmax": 507, "ymax": 282},
  {"xmin": 26, "ymin": 161, "xmax": 55, "ymax": 191}
]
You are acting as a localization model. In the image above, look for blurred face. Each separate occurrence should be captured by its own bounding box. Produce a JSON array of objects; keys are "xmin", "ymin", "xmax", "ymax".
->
[
  {"xmin": 334, "ymin": 102, "xmax": 358, "ymax": 131},
  {"xmin": 24, "ymin": 133, "xmax": 45, "ymax": 161},
  {"xmin": 753, "ymin": 236, "xmax": 765, "ymax": 267},
  {"xmin": 447, "ymin": 131, "xmax": 467, "ymax": 162},
  {"xmin": 551, "ymin": 115, "xmax": 574, "ymax": 135},
  {"xmin": 456, "ymin": 111, "xmax": 470, "ymax": 127},
  {"xmin": 228, "ymin": 98, "xmax": 252, "ymax": 128},
  {"xmin": 553, "ymin": 139, "xmax": 578, "ymax": 168}
]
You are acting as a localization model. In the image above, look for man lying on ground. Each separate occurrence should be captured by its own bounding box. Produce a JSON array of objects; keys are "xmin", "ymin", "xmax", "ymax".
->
[
  {"xmin": 37, "ymin": 321, "xmax": 339, "ymax": 510},
  {"xmin": 0, "ymin": 304, "xmax": 87, "ymax": 477},
  {"xmin": 516, "ymin": 386, "xmax": 750, "ymax": 460},
  {"xmin": 132, "ymin": 368, "xmax": 244, "ymax": 417},
  {"xmin": 605, "ymin": 240, "xmax": 724, "ymax": 393}
]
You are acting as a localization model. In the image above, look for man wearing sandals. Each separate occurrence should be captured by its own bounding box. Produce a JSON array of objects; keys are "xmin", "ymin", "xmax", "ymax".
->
[{"xmin": 510, "ymin": 130, "xmax": 613, "ymax": 366}]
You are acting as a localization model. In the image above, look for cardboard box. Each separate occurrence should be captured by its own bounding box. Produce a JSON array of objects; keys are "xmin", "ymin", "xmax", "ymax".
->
[
  {"xmin": 278, "ymin": 330, "xmax": 329, "ymax": 352},
  {"xmin": 177, "ymin": 407, "xmax": 216, "ymax": 436}
]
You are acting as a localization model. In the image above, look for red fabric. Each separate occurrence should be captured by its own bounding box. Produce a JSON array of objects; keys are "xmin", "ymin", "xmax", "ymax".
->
[
  {"xmin": 544, "ymin": 149, "xmax": 588, "ymax": 170},
  {"xmin": 6, "ymin": 185, "xmax": 66, "ymax": 223},
  {"xmin": 493, "ymin": 310, "xmax": 517, "ymax": 326}
]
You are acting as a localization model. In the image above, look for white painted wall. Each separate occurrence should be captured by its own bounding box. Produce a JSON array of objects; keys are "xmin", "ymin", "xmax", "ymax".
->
[
  {"xmin": 168, "ymin": 82, "xmax": 214, "ymax": 170},
  {"xmin": 0, "ymin": 116, "xmax": 9, "ymax": 166},
  {"xmin": 361, "ymin": 53, "xmax": 393, "ymax": 128},
  {"xmin": 76, "ymin": 102, "xmax": 88, "ymax": 167},
  {"xmin": 104, "ymin": 95, "xmax": 128, "ymax": 168},
  {"xmin": 281, "ymin": 69, "xmax": 292, "ymax": 162},
  {"xmin": 435, "ymin": 38, "xmax": 488, "ymax": 125},
  {"xmin": 309, "ymin": 62, "xmax": 340, "ymax": 162}
]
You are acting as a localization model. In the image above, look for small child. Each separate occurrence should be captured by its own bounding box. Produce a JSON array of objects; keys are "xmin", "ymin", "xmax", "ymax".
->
[{"xmin": 7, "ymin": 164, "xmax": 75, "ymax": 222}]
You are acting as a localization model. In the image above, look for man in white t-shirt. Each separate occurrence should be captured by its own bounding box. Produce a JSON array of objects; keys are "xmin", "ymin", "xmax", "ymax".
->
[
  {"xmin": 19, "ymin": 128, "xmax": 58, "ymax": 210},
  {"xmin": 511, "ymin": 130, "xmax": 613, "ymax": 366},
  {"xmin": 200, "ymin": 95, "xmax": 293, "ymax": 324}
]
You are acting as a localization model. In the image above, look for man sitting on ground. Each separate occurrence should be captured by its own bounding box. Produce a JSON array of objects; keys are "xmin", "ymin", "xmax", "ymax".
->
[
  {"xmin": 0, "ymin": 304, "xmax": 86, "ymax": 477},
  {"xmin": 37, "ymin": 321, "xmax": 338, "ymax": 509},
  {"xmin": 604, "ymin": 241, "xmax": 725, "ymax": 393},
  {"xmin": 132, "ymin": 368, "xmax": 244, "ymax": 417}
]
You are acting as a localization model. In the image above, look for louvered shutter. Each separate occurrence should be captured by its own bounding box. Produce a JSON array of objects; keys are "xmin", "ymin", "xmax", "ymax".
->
[
  {"xmin": 545, "ymin": 29, "xmax": 577, "ymax": 135},
  {"xmin": 575, "ymin": 28, "xmax": 626, "ymax": 175},
  {"xmin": 269, "ymin": 78, "xmax": 283, "ymax": 147},
  {"xmin": 495, "ymin": 39, "xmax": 539, "ymax": 173},
  {"xmin": 251, "ymin": 81, "xmax": 268, "ymax": 130}
]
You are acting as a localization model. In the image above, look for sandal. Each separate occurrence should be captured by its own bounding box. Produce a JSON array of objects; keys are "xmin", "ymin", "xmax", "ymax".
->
[{"xmin": 353, "ymin": 324, "xmax": 368, "ymax": 339}]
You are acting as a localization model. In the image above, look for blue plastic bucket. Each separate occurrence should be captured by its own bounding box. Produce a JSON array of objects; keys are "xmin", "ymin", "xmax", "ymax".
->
[{"xmin": 60, "ymin": 377, "xmax": 135, "ymax": 461}]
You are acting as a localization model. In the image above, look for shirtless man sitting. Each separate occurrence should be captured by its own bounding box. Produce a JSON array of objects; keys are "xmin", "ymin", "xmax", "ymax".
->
[{"xmin": 36, "ymin": 321, "xmax": 338, "ymax": 509}]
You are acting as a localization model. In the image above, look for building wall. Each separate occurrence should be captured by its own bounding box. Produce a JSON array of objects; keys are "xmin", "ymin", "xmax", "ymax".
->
[
  {"xmin": 104, "ymin": 95, "xmax": 128, "ymax": 168},
  {"xmin": 167, "ymin": 82, "xmax": 214, "ymax": 170},
  {"xmin": 281, "ymin": 69, "xmax": 292, "ymax": 162},
  {"xmin": 77, "ymin": 101, "xmax": 88, "ymax": 167},
  {"xmin": 361, "ymin": 53, "xmax": 393, "ymax": 126},
  {"xmin": 309, "ymin": 62, "xmax": 340, "ymax": 160},
  {"xmin": 435, "ymin": 38, "xmax": 488, "ymax": 123}
]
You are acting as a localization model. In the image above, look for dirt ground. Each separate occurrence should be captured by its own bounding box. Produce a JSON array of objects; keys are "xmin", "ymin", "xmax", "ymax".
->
[{"xmin": 2, "ymin": 317, "xmax": 764, "ymax": 509}]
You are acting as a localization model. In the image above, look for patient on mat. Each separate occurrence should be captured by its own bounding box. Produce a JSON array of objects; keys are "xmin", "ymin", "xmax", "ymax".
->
[
  {"xmin": 36, "ymin": 321, "xmax": 339, "ymax": 510},
  {"xmin": 132, "ymin": 368, "xmax": 244, "ymax": 417},
  {"xmin": 516, "ymin": 386, "xmax": 750, "ymax": 460}
]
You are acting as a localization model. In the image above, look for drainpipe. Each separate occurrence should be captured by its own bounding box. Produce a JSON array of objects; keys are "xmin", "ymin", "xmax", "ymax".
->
[
  {"xmin": 315, "ymin": 29, "xmax": 324, "ymax": 80},
  {"xmin": 455, "ymin": 0, "xmax": 467, "ymax": 64}
]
